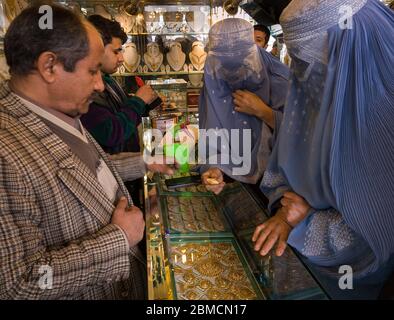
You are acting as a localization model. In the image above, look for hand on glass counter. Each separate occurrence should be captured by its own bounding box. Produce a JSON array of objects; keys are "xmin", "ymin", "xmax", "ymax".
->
[
  {"xmin": 146, "ymin": 155, "xmax": 177, "ymax": 175},
  {"xmin": 147, "ymin": 163, "xmax": 175, "ymax": 175},
  {"xmin": 201, "ymin": 167, "xmax": 226, "ymax": 195},
  {"xmin": 252, "ymin": 207, "xmax": 291, "ymax": 257},
  {"xmin": 252, "ymin": 191, "xmax": 312, "ymax": 257}
]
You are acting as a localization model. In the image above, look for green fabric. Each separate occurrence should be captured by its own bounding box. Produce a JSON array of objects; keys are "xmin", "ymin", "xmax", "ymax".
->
[
  {"xmin": 125, "ymin": 96, "xmax": 146, "ymax": 116},
  {"xmin": 89, "ymin": 113, "xmax": 137, "ymax": 147}
]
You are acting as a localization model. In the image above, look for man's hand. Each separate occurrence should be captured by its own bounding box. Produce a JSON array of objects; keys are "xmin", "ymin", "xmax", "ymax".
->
[
  {"xmin": 280, "ymin": 191, "xmax": 311, "ymax": 227},
  {"xmin": 147, "ymin": 163, "xmax": 174, "ymax": 175},
  {"xmin": 252, "ymin": 208, "xmax": 292, "ymax": 257},
  {"xmin": 111, "ymin": 197, "xmax": 145, "ymax": 247},
  {"xmin": 146, "ymin": 154, "xmax": 177, "ymax": 175},
  {"xmin": 136, "ymin": 85, "xmax": 157, "ymax": 104},
  {"xmin": 201, "ymin": 167, "xmax": 225, "ymax": 195},
  {"xmin": 232, "ymin": 90, "xmax": 275, "ymax": 129}
]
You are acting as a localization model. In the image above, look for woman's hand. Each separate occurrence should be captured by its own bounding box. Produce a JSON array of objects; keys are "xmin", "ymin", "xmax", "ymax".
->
[
  {"xmin": 252, "ymin": 191, "xmax": 312, "ymax": 257},
  {"xmin": 201, "ymin": 167, "xmax": 225, "ymax": 195},
  {"xmin": 252, "ymin": 208, "xmax": 292, "ymax": 257},
  {"xmin": 232, "ymin": 90, "xmax": 275, "ymax": 129},
  {"xmin": 280, "ymin": 191, "xmax": 311, "ymax": 227}
]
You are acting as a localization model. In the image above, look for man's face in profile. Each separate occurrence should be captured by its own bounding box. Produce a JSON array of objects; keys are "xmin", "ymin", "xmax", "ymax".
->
[
  {"xmin": 50, "ymin": 24, "xmax": 105, "ymax": 117},
  {"xmin": 254, "ymin": 30, "xmax": 268, "ymax": 49}
]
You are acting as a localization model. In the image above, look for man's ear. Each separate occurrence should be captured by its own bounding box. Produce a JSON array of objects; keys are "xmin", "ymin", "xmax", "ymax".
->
[{"xmin": 36, "ymin": 52, "xmax": 59, "ymax": 83}]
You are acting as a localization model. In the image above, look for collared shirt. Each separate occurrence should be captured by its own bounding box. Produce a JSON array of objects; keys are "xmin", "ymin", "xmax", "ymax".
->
[
  {"xmin": 16, "ymin": 94, "xmax": 121, "ymax": 204},
  {"xmin": 17, "ymin": 95, "xmax": 89, "ymax": 144}
]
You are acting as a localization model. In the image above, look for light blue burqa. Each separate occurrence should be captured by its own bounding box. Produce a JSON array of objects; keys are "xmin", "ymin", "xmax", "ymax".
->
[
  {"xmin": 261, "ymin": 0, "xmax": 394, "ymax": 286},
  {"xmin": 199, "ymin": 18, "xmax": 290, "ymax": 184}
]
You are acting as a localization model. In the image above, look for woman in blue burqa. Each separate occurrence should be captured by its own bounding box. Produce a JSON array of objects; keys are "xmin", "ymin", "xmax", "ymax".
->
[
  {"xmin": 253, "ymin": 0, "xmax": 394, "ymax": 299},
  {"xmin": 198, "ymin": 18, "xmax": 290, "ymax": 186}
]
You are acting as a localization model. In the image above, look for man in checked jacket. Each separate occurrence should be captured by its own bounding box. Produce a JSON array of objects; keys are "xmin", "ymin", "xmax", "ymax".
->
[{"xmin": 0, "ymin": 4, "xmax": 148, "ymax": 299}]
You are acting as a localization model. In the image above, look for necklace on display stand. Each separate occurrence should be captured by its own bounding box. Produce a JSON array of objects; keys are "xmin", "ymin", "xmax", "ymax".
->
[
  {"xmin": 144, "ymin": 42, "xmax": 163, "ymax": 72},
  {"xmin": 166, "ymin": 41, "xmax": 186, "ymax": 72},
  {"xmin": 123, "ymin": 42, "xmax": 141, "ymax": 73},
  {"xmin": 114, "ymin": 5, "xmax": 136, "ymax": 33},
  {"xmin": 189, "ymin": 41, "xmax": 207, "ymax": 71},
  {"xmin": 134, "ymin": 13, "xmax": 147, "ymax": 34}
]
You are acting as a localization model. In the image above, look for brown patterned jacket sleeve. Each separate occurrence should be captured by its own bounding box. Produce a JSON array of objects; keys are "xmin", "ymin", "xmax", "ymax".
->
[{"xmin": 0, "ymin": 157, "xmax": 131, "ymax": 299}]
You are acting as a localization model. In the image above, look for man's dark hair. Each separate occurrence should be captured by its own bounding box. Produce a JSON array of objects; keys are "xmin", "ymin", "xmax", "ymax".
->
[
  {"xmin": 5, "ymin": 4, "xmax": 90, "ymax": 76},
  {"xmin": 88, "ymin": 15, "xmax": 127, "ymax": 46},
  {"xmin": 253, "ymin": 24, "xmax": 271, "ymax": 46}
]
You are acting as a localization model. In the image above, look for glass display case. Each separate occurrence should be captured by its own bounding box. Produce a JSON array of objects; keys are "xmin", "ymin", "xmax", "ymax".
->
[
  {"xmin": 144, "ymin": 173, "xmax": 329, "ymax": 300},
  {"xmin": 114, "ymin": 2, "xmax": 211, "ymax": 91},
  {"xmin": 168, "ymin": 237, "xmax": 264, "ymax": 300},
  {"xmin": 146, "ymin": 78, "xmax": 188, "ymax": 111}
]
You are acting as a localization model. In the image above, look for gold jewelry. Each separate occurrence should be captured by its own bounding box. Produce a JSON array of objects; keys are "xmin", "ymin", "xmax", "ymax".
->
[
  {"xmin": 215, "ymin": 277, "xmax": 230, "ymax": 289},
  {"xmin": 183, "ymin": 271, "xmax": 195, "ymax": 284},
  {"xmin": 195, "ymin": 257, "xmax": 224, "ymax": 277},
  {"xmin": 166, "ymin": 42, "xmax": 186, "ymax": 72},
  {"xmin": 222, "ymin": 292, "xmax": 238, "ymax": 300},
  {"xmin": 199, "ymin": 221, "xmax": 213, "ymax": 232},
  {"xmin": 237, "ymin": 286, "xmax": 256, "ymax": 300},
  {"xmin": 214, "ymin": 243, "xmax": 231, "ymax": 251},
  {"xmin": 197, "ymin": 244, "xmax": 210, "ymax": 253},
  {"xmin": 198, "ymin": 279, "xmax": 212, "ymax": 290},
  {"xmin": 197, "ymin": 185, "xmax": 207, "ymax": 192},
  {"xmin": 184, "ymin": 290, "xmax": 199, "ymax": 300},
  {"xmin": 227, "ymin": 269, "xmax": 245, "ymax": 281},
  {"xmin": 185, "ymin": 223, "xmax": 198, "ymax": 232},
  {"xmin": 206, "ymin": 288, "xmax": 223, "ymax": 300}
]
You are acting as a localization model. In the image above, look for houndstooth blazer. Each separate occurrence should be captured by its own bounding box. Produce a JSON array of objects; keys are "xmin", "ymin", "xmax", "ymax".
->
[{"xmin": 0, "ymin": 82, "xmax": 146, "ymax": 300}]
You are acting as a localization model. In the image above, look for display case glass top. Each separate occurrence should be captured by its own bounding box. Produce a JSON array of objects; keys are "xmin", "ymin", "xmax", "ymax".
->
[{"xmin": 145, "ymin": 174, "xmax": 329, "ymax": 300}]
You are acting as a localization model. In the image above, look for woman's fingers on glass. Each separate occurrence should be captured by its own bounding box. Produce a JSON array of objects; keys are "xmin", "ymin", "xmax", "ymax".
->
[
  {"xmin": 252, "ymin": 224, "xmax": 265, "ymax": 242},
  {"xmin": 206, "ymin": 182, "xmax": 225, "ymax": 195},
  {"xmin": 260, "ymin": 232, "xmax": 279, "ymax": 256},
  {"xmin": 275, "ymin": 235, "xmax": 288, "ymax": 257},
  {"xmin": 213, "ymin": 171, "xmax": 224, "ymax": 183},
  {"xmin": 208, "ymin": 168, "xmax": 223, "ymax": 181},
  {"xmin": 254, "ymin": 223, "xmax": 273, "ymax": 252}
]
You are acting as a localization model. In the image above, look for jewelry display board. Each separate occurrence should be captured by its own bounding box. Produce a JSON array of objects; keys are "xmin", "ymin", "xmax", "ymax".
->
[
  {"xmin": 161, "ymin": 195, "xmax": 232, "ymax": 238},
  {"xmin": 169, "ymin": 238, "xmax": 264, "ymax": 300},
  {"xmin": 155, "ymin": 171, "xmax": 210, "ymax": 195},
  {"xmin": 146, "ymin": 78, "xmax": 188, "ymax": 110},
  {"xmin": 145, "ymin": 176, "xmax": 329, "ymax": 300}
]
